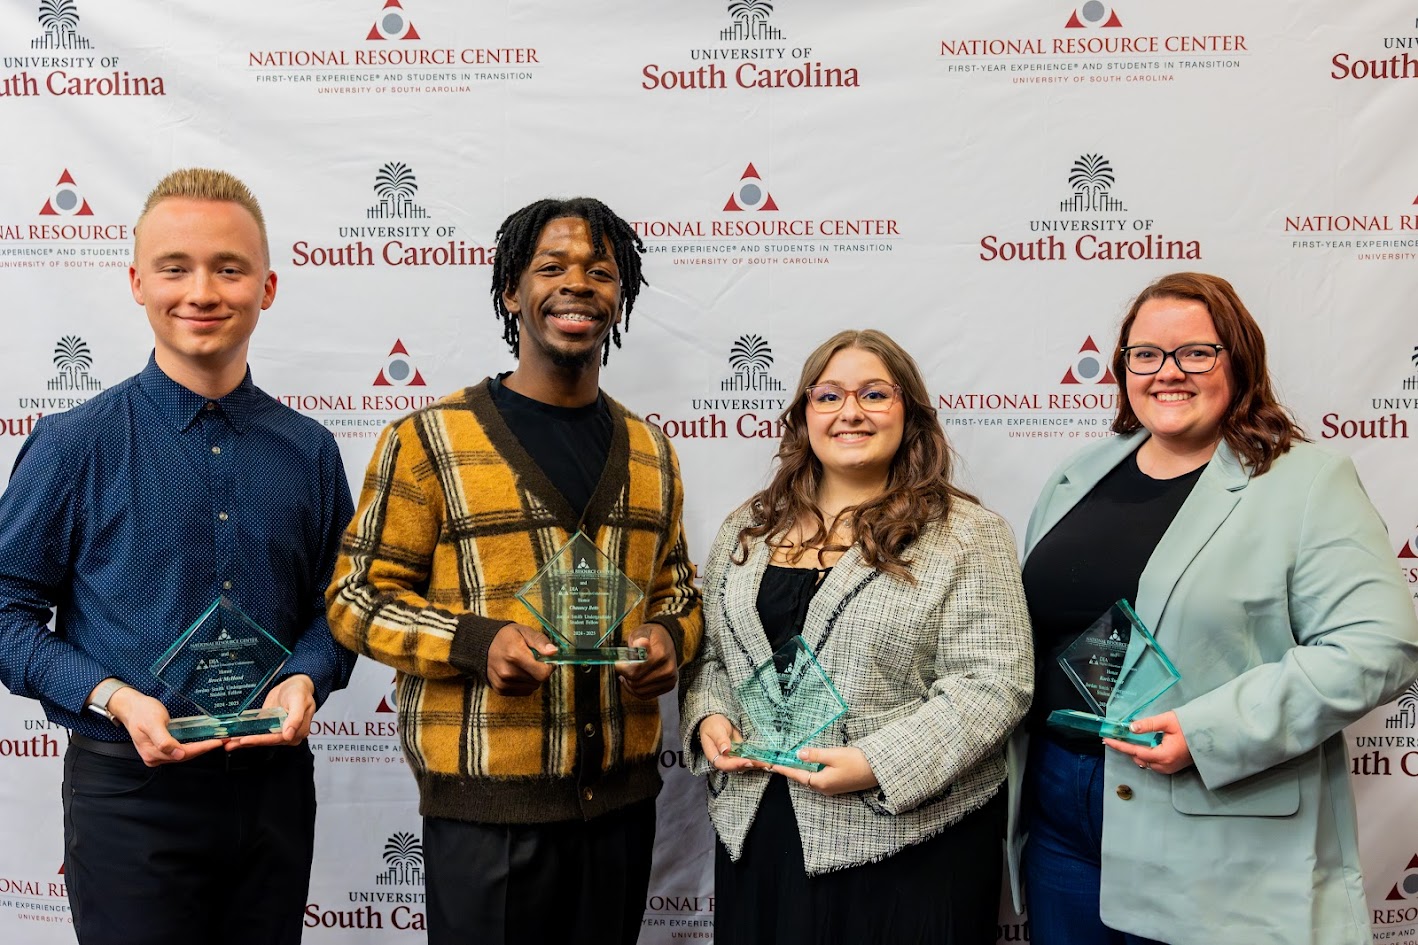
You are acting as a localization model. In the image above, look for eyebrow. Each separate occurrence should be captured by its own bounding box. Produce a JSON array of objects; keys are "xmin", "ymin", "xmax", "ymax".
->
[
  {"xmin": 151, "ymin": 251, "xmax": 256, "ymax": 267},
  {"xmin": 813, "ymin": 377, "xmax": 894, "ymax": 387}
]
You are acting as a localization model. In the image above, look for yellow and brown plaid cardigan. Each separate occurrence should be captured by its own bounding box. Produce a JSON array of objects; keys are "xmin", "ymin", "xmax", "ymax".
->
[{"xmin": 327, "ymin": 380, "xmax": 702, "ymax": 824}]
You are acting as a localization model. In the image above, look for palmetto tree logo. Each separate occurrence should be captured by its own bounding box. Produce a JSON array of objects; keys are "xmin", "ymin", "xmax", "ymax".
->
[
  {"xmin": 1387, "ymin": 681, "xmax": 1418, "ymax": 729},
  {"xmin": 376, "ymin": 832, "xmax": 424, "ymax": 886},
  {"xmin": 48, "ymin": 336, "xmax": 102, "ymax": 392},
  {"xmin": 33, "ymin": 0, "xmax": 92, "ymax": 50},
  {"xmin": 722, "ymin": 335, "xmax": 785, "ymax": 392},
  {"xmin": 1060, "ymin": 154, "xmax": 1125, "ymax": 213},
  {"xmin": 721, "ymin": 0, "xmax": 784, "ymax": 42},
  {"xmin": 367, "ymin": 162, "xmax": 428, "ymax": 220}
]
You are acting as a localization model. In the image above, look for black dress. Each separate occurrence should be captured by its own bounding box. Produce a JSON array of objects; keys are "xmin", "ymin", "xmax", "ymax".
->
[{"xmin": 712, "ymin": 564, "xmax": 1007, "ymax": 945}]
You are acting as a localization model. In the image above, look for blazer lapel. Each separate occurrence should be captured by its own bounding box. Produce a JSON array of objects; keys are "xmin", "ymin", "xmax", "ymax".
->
[
  {"xmin": 1133, "ymin": 442, "xmax": 1251, "ymax": 636},
  {"xmin": 801, "ymin": 545, "xmax": 875, "ymax": 654},
  {"xmin": 718, "ymin": 538, "xmax": 777, "ymax": 668},
  {"xmin": 1024, "ymin": 432, "xmax": 1147, "ymax": 558}
]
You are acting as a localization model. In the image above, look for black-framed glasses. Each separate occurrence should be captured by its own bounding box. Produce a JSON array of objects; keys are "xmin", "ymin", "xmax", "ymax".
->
[
  {"xmin": 804, "ymin": 383, "xmax": 902, "ymax": 414},
  {"xmin": 1121, "ymin": 343, "xmax": 1225, "ymax": 376}
]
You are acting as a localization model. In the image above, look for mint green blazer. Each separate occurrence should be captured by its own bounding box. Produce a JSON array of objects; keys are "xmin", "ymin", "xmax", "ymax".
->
[{"xmin": 1006, "ymin": 432, "xmax": 1418, "ymax": 945}]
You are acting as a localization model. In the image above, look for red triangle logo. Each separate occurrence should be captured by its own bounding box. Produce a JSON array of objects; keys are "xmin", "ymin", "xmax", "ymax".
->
[
  {"xmin": 1399, "ymin": 540, "xmax": 1418, "ymax": 560},
  {"xmin": 1065, "ymin": 11, "xmax": 1084, "ymax": 27},
  {"xmin": 388, "ymin": 339, "xmax": 410, "ymax": 356},
  {"xmin": 1386, "ymin": 854, "xmax": 1418, "ymax": 899},
  {"xmin": 741, "ymin": 163, "xmax": 760, "ymax": 180},
  {"xmin": 368, "ymin": 0, "xmax": 420, "ymax": 41},
  {"xmin": 376, "ymin": 695, "xmax": 396, "ymax": 713},
  {"xmin": 39, "ymin": 169, "xmax": 94, "ymax": 216},
  {"xmin": 1103, "ymin": 10, "xmax": 1123, "ymax": 27},
  {"xmin": 373, "ymin": 339, "xmax": 426, "ymax": 386}
]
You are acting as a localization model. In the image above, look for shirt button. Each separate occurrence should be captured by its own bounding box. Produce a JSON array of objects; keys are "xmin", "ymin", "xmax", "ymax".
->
[
  {"xmin": 582, "ymin": 723, "xmax": 596, "ymax": 738},
  {"xmin": 218, "ymin": 512, "xmax": 229, "ymax": 522},
  {"xmin": 582, "ymin": 787, "xmax": 594, "ymax": 802},
  {"xmin": 222, "ymin": 580, "xmax": 232, "ymax": 590},
  {"xmin": 211, "ymin": 446, "xmax": 221, "ymax": 455},
  {"xmin": 205, "ymin": 402, "xmax": 216, "ymax": 411},
  {"xmin": 1116, "ymin": 785, "xmax": 1134, "ymax": 801}
]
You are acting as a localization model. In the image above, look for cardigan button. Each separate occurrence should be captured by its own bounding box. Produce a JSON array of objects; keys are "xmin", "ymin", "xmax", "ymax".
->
[
  {"xmin": 582, "ymin": 787, "xmax": 594, "ymax": 802},
  {"xmin": 1116, "ymin": 785, "xmax": 1134, "ymax": 800},
  {"xmin": 582, "ymin": 723, "xmax": 596, "ymax": 739}
]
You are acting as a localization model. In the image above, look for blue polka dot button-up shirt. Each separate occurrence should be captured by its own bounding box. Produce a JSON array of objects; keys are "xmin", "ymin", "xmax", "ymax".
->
[{"xmin": 0, "ymin": 355, "xmax": 356, "ymax": 741}]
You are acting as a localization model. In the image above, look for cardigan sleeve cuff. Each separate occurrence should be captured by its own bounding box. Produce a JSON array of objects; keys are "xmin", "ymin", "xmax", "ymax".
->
[{"xmin": 448, "ymin": 612, "xmax": 511, "ymax": 681}]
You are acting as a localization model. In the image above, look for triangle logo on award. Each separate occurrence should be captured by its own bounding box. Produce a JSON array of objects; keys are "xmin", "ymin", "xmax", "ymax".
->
[{"xmin": 516, "ymin": 531, "xmax": 647, "ymax": 665}]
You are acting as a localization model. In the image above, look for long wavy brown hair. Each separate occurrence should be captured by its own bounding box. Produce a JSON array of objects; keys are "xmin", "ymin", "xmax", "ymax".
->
[
  {"xmin": 733, "ymin": 330, "xmax": 976, "ymax": 581},
  {"xmin": 1111, "ymin": 272, "xmax": 1306, "ymax": 475}
]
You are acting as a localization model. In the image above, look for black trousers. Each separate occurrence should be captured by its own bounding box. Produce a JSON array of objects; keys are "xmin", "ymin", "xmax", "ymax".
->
[
  {"xmin": 62, "ymin": 738, "xmax": 317, "ymax": 945},
  {"xmin": 423, "ymin": 798, "xmax": 657, "ymax": 945}
]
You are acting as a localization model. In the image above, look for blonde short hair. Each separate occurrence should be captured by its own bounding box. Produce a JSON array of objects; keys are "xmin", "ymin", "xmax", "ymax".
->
[{"xmin": 134, "ymin": 168, "xmax": 269, "ymax": 263}]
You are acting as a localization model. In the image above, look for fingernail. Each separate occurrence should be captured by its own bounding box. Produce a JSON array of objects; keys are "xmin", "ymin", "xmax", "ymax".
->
[{"xmin": 796, "ymin": 750, "xmax": 807, "ymax": 760}]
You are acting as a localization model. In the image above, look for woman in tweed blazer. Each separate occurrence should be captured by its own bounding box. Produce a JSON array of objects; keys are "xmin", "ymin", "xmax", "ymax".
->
[{"xmin": 680, "ymin": 330, "xmax": 1033, "ymax": 944}]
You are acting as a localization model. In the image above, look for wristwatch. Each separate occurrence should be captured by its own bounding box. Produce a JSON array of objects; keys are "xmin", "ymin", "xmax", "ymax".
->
[{"xmin": 86, "ymin": 678, "xmax": 132, "ymax": 724}]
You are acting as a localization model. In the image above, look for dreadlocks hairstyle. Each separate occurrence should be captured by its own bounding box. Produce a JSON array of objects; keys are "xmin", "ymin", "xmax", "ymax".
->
[
  {"xmin": 490, "ymin": 197, "xmax": 648, "ymax": 366},
  {"xmin": 733, "ymin": 329, "xmax": 978, "ymax": 583}
]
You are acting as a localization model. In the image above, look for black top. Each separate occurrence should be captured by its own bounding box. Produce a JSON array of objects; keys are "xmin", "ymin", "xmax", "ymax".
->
[
  {"xmin": 757, "ymin": 564, "xmax": 831, "ymax": 656},
  {"xmin": 489, "ymin": 372, "xmax": 612, "ymax": 521},
  {"xmin": 1021, "ymin": 449, "xmax": 1205, "ymax": 753}
]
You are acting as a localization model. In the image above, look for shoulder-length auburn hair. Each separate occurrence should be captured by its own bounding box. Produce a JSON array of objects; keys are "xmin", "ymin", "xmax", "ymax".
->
[
  {"xmin": 734, "ymin": 329, "xmax": 976, "ymax": 581},
  {"xmin": 1111, "ymin": 272, "xmax": 1306, "ymax": 475}
]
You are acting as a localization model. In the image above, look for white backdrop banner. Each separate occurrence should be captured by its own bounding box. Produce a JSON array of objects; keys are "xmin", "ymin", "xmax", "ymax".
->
[{"xmin": 1, "ymin": 1, "xmax": 1416, "ymax": 942}]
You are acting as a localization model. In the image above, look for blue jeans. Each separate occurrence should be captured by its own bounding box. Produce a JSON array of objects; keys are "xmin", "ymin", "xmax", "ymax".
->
[{"xmin": 1023, "ymin": 737, "xmax": 1165, "ymax": 945}]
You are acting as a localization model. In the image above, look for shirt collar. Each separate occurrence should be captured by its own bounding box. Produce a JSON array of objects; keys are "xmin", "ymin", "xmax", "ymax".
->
[{"xmin": 137, "ymin": 353, "xmax": 255, "ymax": 432}]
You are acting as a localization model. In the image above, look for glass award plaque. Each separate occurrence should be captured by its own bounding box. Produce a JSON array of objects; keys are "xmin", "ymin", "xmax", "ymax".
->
[
  {"xmin": 150, "ymin": 597, "xmax": 291, "ymax": 741},
  {"xmin": 724, "ymin": 636, "xmax": 848, "ymax": 772},
  {"xmin": 515, "ymin": 530, "xmax": 647, "ymax": 665},
  {"xmin": 1046, "ymin": 600, "xmax": 1181, "ymax": 747}
]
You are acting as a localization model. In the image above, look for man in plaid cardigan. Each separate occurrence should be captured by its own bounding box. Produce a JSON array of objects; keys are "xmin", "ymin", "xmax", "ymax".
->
[{"xmin": 327, "ymin": 197, "xmax": 702, "ymax": 945}]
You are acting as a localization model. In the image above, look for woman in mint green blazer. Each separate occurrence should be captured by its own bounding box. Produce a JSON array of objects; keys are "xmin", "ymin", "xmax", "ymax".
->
[{"xmin": 1006, "ymin": 272, "xmax": 1418, "ymax": 945}]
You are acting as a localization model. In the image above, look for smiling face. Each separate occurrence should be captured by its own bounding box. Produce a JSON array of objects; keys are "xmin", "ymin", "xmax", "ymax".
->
[
  {"xmin": 502, "ymin": 216, "xmax": 622, "ymax": 376},
  {"xmin": 1124, "ymin": 296, "xmax": 1234, "ymax": 458},
  {"xmin": 129, "ymin": 197, "xmax": 276, "ymax": 398},
  {"xmin": 805, "ymin": 346, "xmax": 905, "ymax": 486}
]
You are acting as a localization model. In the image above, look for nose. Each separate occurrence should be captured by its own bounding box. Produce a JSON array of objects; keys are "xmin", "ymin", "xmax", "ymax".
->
[
  {"xmin": 187, "ymin": 269, "xmax": 220, "ymax": 306},
  {"xmin": 1155, "ymin": 352, "xmax": 1187, "ymax": 379},
  {"xmin": 558, "ymin": 266, "xmax": 592, "ymax": 295},
  {"xmin": 836, "ymin": 390, "xmax": 868, "ymax": 421}
]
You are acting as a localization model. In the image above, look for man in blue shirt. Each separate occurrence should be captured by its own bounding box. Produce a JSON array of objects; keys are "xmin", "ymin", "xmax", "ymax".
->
[{"xmin": 0, "ymin": 168, "xmax": 355, "ymax": 945}]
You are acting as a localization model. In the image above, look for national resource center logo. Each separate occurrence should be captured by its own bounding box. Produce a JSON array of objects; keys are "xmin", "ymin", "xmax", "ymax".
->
[
  {"xmin": 373, "ymin": 340, "xmax": 426, "ymax": 387},
  {"xmin": 368, "ymin": 0, "xmax": 420, "ymax": 42},
  {"xmin": 979, "ymin": 153, "xmax": 1201, "ymax": 264},
  {"xmin": 1066, "ymin": 3, "xmax": 1122, "ymax": 30},
  {"xmin": 290, "ymin": 163, "xmax": 492, "ymax": 269},
  {"xmin": 1330, "ymin": 14, "xmax": 1418, "ymax": 81},
  {"xmin": 641, "ymin": 1, "xmax": 860, "ymax": 92},
  {"xmin": 938, "ymin": 336, "xmax": 1121, "ymax": 440},
  {"xmin": 246, "ymin": 1, "xmax": 538, "ymax": 93},
  {"xmin": 631, "ymin": 161, "xmax": 901, "ymax": 268},
  {"xmin": 38, "ymin": 169, "xmax": 92, "ymax": 216},
  {"xmin": 644, "ymin": 333, "xmax": 790, "ymax": 442},
  {"xmin": 1060, "ymin": 337, "xmax": 1115, "ymax": 385},
  {"xmin": 938, "ymin": 3, "xmax": 1248, "ymax": 87},
  {"xmin": 3, "ymin": 0, "xmax": 166, "ymax": 98},
  {"xmin": 1283, "ymin": 189, "xmax": 1418, "ymax": 263},
  {"xmin": 31, "ymin": 0, "xmax": 91, "ymax": 50},
  {"xmin": 0, "ymin": 858, "xmax": 69, "ymax": 926},
  {"xmin": 725, "ymin": 164, "xmax": 778, "ymax": 212},
  {"xmin": 0, "ymin": 168, "xmax": 129, "ymax": 272}
]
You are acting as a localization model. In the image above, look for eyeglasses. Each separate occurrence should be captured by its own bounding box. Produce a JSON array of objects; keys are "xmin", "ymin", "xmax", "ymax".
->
[
  {"xmin": 803, "ymin": 383, "xmax": 903, "ymax": 414},
  {"xmin": 1121, "ymin": 343, "xmax": 1225, "ymax": 375}
]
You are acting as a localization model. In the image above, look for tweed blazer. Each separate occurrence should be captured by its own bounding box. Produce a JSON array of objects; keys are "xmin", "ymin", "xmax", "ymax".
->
[
  {"xmin": 680, "ymin": 499, "xmax": 1033, "ymax": 875},
  {"xmin": 1005, "ymin": 433, "xmax": 1418, "ymax": 945}
]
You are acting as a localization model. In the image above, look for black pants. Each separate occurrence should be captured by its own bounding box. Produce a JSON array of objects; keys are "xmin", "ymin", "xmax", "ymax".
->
[
  {"xmin": 423, "ymin": 798, "xmax": 657, "ymax": 945},
  {"xmin": 62, "ymin": 738, "xmax": 316, "ymax": 945}
]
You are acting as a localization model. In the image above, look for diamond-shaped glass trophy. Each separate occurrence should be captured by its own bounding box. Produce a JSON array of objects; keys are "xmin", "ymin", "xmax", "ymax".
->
[
  {"xmin": 150, "ymin": 597, "xmax": 291, "ymax": 741},
  {"xmin": 1046, "ymin": 599, "xmax": 1181, "ymax": 747},
  {"xmin": 515, "ymin": 531, "xmax": 647, "ymax": 665},
  {"xmin": 724, "ymin": 636, "xmax": 848, "ymax": 772}
]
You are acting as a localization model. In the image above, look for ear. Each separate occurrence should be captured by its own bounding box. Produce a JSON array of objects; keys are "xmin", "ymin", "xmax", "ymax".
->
[
  {"xmin": 129, "ymin": 265, "xmax": 143, "ymax": 305},
  {"xmin": 261, "ymin": 269, "xmax": 278, "ymax": 310},
  {"xmin": 502, "ymin": 283, "xmax": 521, "ymax": 316}
]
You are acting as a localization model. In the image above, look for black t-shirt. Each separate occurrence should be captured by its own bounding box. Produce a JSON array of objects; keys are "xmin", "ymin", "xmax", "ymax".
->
[
  {"xmin": 489, "ymin": 373, "xmax": 612, "ymax": 521},
  {"xmin": 1021, "ymin": 449, "xmax": 1205, "ymax": 753}
]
